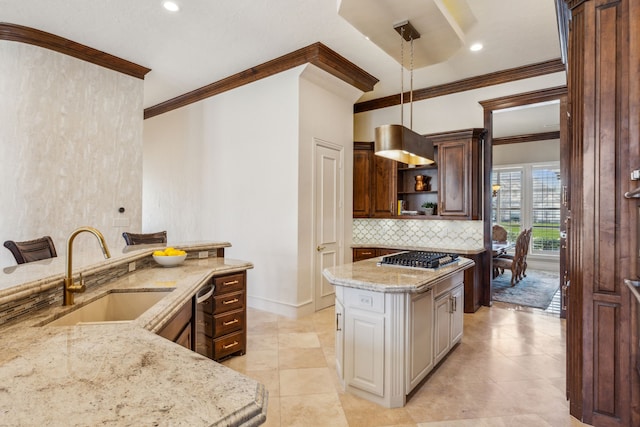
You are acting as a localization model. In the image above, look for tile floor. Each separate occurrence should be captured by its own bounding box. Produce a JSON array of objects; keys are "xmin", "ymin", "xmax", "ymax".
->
[{"xmin": 222, "ymin": 303, "xmax": 590, "ymax": 426}]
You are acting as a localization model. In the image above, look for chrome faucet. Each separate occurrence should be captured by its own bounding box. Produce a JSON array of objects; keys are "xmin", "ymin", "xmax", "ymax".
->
[{"xmin": 63, "ymin": 226, "xmax": 111, "ymax": 306}]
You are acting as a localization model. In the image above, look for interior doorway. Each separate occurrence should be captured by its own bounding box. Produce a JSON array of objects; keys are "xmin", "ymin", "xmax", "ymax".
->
[{"xmin": 480, "ymin": 87, "xmax": 568, "ymax": 318}]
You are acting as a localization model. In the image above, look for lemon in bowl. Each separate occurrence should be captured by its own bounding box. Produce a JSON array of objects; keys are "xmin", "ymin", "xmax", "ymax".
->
[{"xmin": 152, "ymin": 247, "xmax": 187, "ymax": 267}]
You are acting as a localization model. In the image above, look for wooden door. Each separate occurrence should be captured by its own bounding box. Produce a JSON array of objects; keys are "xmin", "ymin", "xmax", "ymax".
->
[
  {"xmin": 314, "ymin": 140, "xmax": 342, "ymax": 311},
  {"xmin": 559, "ymin": 94, "xmax": 569, "ymax": 320}
]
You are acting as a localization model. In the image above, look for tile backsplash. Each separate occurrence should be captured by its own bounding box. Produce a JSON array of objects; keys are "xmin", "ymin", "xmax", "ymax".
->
[{"xmin": 353, "ymin": 219, "xmax": 484, "ymax": 251}]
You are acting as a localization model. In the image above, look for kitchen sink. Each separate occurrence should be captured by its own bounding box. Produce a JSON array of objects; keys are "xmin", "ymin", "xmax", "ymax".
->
[{"xmin": 46, "ymin": 290, "xmax": 174, "ymax": 326}]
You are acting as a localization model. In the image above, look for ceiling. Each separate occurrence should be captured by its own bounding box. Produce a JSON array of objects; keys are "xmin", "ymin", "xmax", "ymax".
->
[{"xmin": 1, "ymin": 0, "xmax": 562, "ymax": 112}]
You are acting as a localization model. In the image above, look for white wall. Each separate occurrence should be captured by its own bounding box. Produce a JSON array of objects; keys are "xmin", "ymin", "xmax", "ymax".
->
[
  {"xmin": 143, "ymin": 64, "xmax": 361, "ymax": 317},
  {"xmin": 0, "ymin": 41, "xmax": 144, "ymax": 268},
  {"xmin": 494, "ymin": 139, "xmax": 560, "ymax": 165}
]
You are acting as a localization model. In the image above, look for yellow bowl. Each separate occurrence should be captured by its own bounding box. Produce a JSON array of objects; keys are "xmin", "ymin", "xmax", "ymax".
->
[{"xmin": 152, "ymin": 254, "xmax": 187, "ymax": 267}]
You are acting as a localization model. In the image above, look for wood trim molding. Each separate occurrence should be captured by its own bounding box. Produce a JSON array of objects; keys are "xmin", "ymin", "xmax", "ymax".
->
[
  {"xmin": 493, "ymin": 131, "xmax": 561, "ymax": 145},
  {"xmin": 0, "ymin": 23, "xmax": 151, "ymax": 79},
  {"xmin": 479, "ymin": 86, "xmax": 567, "ymax": 111},
  {"xmin": 354, "ymin": 58, "xmax": 566, "ymax": 114},
  {"xmin": 144, "ymin": 42, "xmax": 379, "ymax": 120}
]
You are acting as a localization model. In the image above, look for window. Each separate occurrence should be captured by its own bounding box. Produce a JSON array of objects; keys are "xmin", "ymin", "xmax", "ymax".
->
[{"xmin": 492, "ymin": 162, "xmax": 561, "ymax": 255}]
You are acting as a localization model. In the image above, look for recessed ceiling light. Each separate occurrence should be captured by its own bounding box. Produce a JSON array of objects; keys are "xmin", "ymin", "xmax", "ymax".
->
[
  {"xmin": 470, "ymin": 43, "xmax": 483, "ymax": 52},
  {"xmin": 163, "ymin": 1, "xmax": 180, "ymax": 12}
]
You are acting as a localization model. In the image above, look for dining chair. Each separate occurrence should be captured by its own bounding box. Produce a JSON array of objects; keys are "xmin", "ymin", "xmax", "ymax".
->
[
  {"xmin": 4, "ymin": 236, "xmax": 58, "ymax": 264},
  {"xmin": 492, "ymin": 228, "xmax": 529, "ymax": 286},
  {"xmin": 492, "ymin": 224, "xmax": 508, "ymax": 243},
  {"xmin": 122, "ymin": 231, "xmax": 167, "ymax": 245}
]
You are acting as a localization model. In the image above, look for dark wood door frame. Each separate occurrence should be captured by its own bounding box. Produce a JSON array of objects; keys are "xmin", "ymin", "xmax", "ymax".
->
[{"xmin": 479, "ymin": 86, "xmax": 568, "ymax": 309}]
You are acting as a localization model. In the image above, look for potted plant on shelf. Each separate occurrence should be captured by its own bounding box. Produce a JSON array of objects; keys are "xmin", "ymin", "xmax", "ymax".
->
[{"xmin": 421, "ymin": 202, "xmax": 437, "ymax": 215}]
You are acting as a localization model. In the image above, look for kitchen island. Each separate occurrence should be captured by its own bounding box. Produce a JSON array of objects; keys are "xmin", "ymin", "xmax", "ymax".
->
[
  {"xmin": 0, "ymin": 242, "xmax": 266, "ymax": 426},
  {"xmin": 323, "ymin": 254, "xmax": 474, "ymax": 408}
]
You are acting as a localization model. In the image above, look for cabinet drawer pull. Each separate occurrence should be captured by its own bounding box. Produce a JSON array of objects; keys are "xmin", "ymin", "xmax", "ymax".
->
[
  {"xmin": 362, "ymin": 251, "xmax": 373, "ymax": 255},
  {"xmin": 223, "ymin": 318, "xmax": 239, "ymax": 326},
  {"xmin": 223, "ymin": 280, "xmax": 239, "ymax": 286},
  {"xmin": 223, "ymin": 341, "xmax": 239, "ymax": 349},
  {"xmin": 222, "ymin": 298, "xmax": 239, "ymax": 305}
]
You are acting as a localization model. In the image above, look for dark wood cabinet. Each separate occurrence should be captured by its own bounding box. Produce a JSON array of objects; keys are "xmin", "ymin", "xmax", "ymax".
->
[
  {"xmin": 432, "ymin": 129, "xmax": 483, "ymax": 219},
  {"xmin": 564, "ymin": 0, "xmax": 639, "ymax": 425},
  {"xmin": 354, "ymin": 128, "xmax": 484, "ymax": 220},
  {"xmin": 158, "ymin": 298, "xmax": 193, "ymax": 350},
  {"xmin": 353, "ymin": 141, "xmax": 396, "ymax": 218},
  {"xmin": 211, "ymin": 272, "xmax": 246, "ymax": 360}
]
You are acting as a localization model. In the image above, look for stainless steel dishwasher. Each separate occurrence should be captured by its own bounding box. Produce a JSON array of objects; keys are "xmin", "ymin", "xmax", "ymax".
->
[{"xmin": 194, "ymin": 281, "xmax": 215, "ymax": 358}]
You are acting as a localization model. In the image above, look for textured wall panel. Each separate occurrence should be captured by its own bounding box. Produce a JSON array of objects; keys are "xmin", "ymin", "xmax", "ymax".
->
[{"xmin": 0, "ymin": 41, "xmax": 143, "ymax": 268}]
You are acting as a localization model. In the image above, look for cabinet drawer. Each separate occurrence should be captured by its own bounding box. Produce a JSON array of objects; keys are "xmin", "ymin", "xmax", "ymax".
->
[
  {"xmin": 214, "ymin": 308, "xmax": 244, "ymax": 337},
  {"xmin": 353, "ymin": 248, "xmax": 377, "ymax": 261},
  {"xmin": 214, "ymin": 273, "xmax": 245, "ymax": 294},
  {"xmin": 214, "ymin": 291, "xmax": 244, "ymax": 313},
  {"xmin": 214, "ymin": 331, "xmax": 246, "ymax": 360}
]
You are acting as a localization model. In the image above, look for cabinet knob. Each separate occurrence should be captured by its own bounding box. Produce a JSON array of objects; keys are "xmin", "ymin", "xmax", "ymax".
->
[{"xmin": 317, "ymin": 245, "xmax": 326, "ymax": 252}]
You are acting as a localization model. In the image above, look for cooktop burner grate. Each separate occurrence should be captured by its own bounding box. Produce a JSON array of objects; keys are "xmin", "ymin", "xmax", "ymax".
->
[{"xmin": 378, "ymin": 251, "xmax": 459, "ymax": 269}]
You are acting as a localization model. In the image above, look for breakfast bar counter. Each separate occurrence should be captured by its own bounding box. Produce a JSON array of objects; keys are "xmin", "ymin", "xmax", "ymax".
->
[
  {"xmin": 323, "ymin": 255, "xmax": 474, "ymax": 408},
  {"xmin": 0, "ymin": 242, "xmax": 266, "ymax": 426}
]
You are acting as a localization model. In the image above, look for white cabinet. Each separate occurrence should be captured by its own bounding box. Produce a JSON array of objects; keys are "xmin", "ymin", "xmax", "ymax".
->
[
  {"xmin": 434, "ymin": 283, "xmax": 464, "ymax": 364},
  {"xmin": 333, "ymin": 271, "xmax": 464, "ymax": 408},
  {"xmin": 406, "ymin": 288, "xmax": 434, "ymax": 392}
]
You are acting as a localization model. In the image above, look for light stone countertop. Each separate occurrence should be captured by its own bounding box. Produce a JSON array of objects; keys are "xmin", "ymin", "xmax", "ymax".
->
[
  {"xmin": 323, "ymin": 256, "xmax": 475, "ymax": 293},
  {"xmin": 0, "ymin": 246, "xmax": 267, "ymax": 426}
]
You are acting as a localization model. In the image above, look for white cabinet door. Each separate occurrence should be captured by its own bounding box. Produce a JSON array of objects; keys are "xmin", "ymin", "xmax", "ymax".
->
[
  {"xmin": 450, "ymin": 285, "xmax": 464, "ymax": 345},
  {"xmin": 434, "ymin": 292, "xmax": 452, "ymax": 364},
  {"xmin": 345, "ymin": 310, "xmax": 385, "ymax": 397},
  {"xmin": 335, "ymin": 298, "xmax": 345, "ymax": 381},
  {"xmin": 407, "ymin": 289, "xmax": 434, "ymax": 392}
]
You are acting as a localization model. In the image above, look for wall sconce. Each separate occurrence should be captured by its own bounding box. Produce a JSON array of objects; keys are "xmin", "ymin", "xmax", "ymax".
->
[{"xmin": 492, "ymin": 184, "xmax": 501, "ymax": 197}]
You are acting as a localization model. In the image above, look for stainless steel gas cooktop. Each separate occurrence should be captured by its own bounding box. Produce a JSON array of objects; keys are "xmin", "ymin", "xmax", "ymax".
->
[{"xmin": 378, "ymin": 251, "xmax": 459, "ymax": 270}]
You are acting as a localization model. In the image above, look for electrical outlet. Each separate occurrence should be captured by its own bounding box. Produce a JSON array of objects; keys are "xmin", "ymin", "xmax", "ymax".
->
[
  {"xmin": 198, "ymin": 251, "xmax": 209, "ymax": 259},
  {"xmin": 128, "ymin": 261, "xmax": 136, "ymax": 272}
]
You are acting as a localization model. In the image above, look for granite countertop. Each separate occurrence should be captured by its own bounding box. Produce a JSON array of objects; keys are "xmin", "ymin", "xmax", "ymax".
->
[
  {"xmin": 350, "ymin": 243, "xmax": 485, "ymax": 255},
  {"xmin": 323, "ymin": 256, "xmax": 475, "ymax": 293},
  {"xmin": 0, "ymin": 244, "xmax": 267, "ymax": 427}
]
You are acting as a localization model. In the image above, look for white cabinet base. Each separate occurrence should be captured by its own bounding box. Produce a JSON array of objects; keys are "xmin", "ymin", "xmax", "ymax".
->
[{"xmin": 336, "ymin": 271, "xmax": 464, "ymax": 408}]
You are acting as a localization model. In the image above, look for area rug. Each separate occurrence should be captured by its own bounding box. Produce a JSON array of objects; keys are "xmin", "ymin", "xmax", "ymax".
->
[{"xmin": 492, "ymin": 269, "xmax": 560, "ymax": 309}]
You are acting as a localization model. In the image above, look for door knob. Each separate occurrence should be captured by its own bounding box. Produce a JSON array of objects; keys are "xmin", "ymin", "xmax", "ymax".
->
[{"xmin": 317, "ymin": 245, "xmax": 326, "ymax": 252}]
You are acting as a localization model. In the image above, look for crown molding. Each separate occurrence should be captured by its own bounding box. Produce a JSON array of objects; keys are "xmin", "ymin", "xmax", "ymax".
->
[
  {"xmin": 144, "ymin": 42, "xmax": 378, "ymax": 120},
  {"xmin": 493, "ymin": 131, "xmax": 561, "ymax": 146},
  {"xmin": 0, "ymin": 23, "xmax": 151, "ymax": 79},
  {"xmin": 354, "ymin": 58, "xmax": 566, "ymax": 114}
]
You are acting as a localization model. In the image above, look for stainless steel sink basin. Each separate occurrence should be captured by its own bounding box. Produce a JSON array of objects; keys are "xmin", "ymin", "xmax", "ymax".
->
[{"xmin": 46, "ymin": 290, "xmax": 174, "ymax": 326}]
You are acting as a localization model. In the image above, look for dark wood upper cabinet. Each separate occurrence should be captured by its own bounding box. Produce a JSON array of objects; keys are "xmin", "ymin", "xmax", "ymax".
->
[
  {"xmin": 353, "ymin": 142, "xmax": 373, "ymax": 218},
  {"xmin": 434, "ymin": 129, "xmax": 483, "ymax": 220},
  {"xmin": 353, "ymin": 128, "xmax": 484, "ymax": 220}
]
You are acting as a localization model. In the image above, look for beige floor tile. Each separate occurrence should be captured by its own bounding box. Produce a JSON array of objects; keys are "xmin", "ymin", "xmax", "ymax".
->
[
  {"xmin": 220, "ymin": 349, "xmax": 278, "ymax": 372},
  {"xmin": 279, "ymin": 367, "xmax": 336, "ymax": 396},
  {"xmin": 416, "ymin": 413, "xmax": 553, "ymax": 426},
  {"xmin": 280, "ymin": 392, "xmax": 349, "ymax": 427},
  {"xmin": 262, "ymin": 396, "xmax": 281, "ymax": 427},
  {"xmin": 278, "ymin": 332, "xmax": 321, "ymax": 349},
  {"xmin": 247, "ymin": 333, "xmax": 278, "ymax": 351},
  {"xmin": 278, "ymin": 347, "xmax": 328, "ymax": 369},
  {"xmin": 243, "ymin": 368, "xmax": 281, "ymax": 397},
  {"xmin": 339, "ymin": 392, "xmax": 415, "ymax": 427}
]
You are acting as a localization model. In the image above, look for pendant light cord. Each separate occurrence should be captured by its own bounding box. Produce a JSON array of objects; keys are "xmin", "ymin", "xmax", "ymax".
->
[
  {"xmin": 410, "ymin": 35, "xmax": 414, "ymax": 130},
  {"xmin": 400, "ymin": 27, "xmax": 404, "ymax": 128}
]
